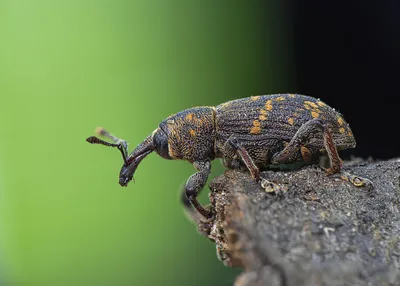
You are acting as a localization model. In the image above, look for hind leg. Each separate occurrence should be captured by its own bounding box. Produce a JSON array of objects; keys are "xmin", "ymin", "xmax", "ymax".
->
[{"xmin": 271, "ymin": 119, "xmax": 373, "ymax": 188}]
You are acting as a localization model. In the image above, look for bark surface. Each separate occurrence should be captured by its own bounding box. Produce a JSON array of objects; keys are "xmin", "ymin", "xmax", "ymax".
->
[{"xmin": 196, "ymin": 158, "xmax": 400, "ymax": 286}]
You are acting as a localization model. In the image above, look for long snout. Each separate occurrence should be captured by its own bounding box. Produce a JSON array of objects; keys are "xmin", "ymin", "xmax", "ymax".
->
[{"xmin": 119, "ymin": 149, "xmax": 153, "ymax": 186}]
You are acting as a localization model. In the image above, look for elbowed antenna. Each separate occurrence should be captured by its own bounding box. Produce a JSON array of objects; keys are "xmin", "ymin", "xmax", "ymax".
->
[
  {"xmin": 86, "ymin": 127, "xmax": 156, "ymax": 186},
  {"xmin": 86, "ymin": 127, "xmax": 129, "ymax": 164}
]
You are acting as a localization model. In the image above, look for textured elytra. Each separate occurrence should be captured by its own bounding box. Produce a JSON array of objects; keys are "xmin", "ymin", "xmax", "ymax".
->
[
  {"xmin": 214, "ymin": 94, "xmax": 355, "ymax": 167},
  {"xmin": 216, "ymin": 94, "xmax": 352, "ymax": 143}
]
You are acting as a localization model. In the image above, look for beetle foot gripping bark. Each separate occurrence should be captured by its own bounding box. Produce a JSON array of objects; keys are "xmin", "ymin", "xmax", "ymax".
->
[
  {"xmin": 340, "ymin": 171, "xmax": 374, "ymax": 190},
  {"xmin": 260, "ymin": 178, "xmax": 283, "ymax": 193},
  {"xmin": 323, "ymin": 123, "xmax": 374, "ymax": 190}
]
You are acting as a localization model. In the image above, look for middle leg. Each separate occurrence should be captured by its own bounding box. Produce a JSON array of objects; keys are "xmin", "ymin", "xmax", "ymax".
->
[{"xmin": 222, "ymin": 135, "xmax": 261, "ymax": 182}]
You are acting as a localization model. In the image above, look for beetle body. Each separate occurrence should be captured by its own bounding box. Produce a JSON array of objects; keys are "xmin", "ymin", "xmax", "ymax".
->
[
  {"xmin": 160, "ymin": 94, "xmax": 354, "ymax": 168},
  {"xmin": 87, "ymin": 93, "xmax": 368, "ymax": 219}
]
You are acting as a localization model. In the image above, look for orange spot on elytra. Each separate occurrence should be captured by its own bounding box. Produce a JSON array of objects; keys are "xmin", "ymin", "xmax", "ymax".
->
[
  {"xmin": 185, "ymin": 113, "xmax": 194, "ymax": 121},
  {"xmin": 265, "ymin": 100, "xmax": 273, "ymax": 111},
  {"xmin": 337, "ymin": 117, "xmax": 344, "ymax": 126},
  {"xmin": 189, "ymin": 129, "xmax": 196, "ymax": 136},
  {"xmin": 317, "ymin": 101, "xmax": 326, "ymax": 107},
  {"xmin": 339, "ymin": 127, "xmax": 345, "ymax": 134},
  {"xmin": 348, "ymin": 130, "xmax": 353, "ymax": 137},
  {"xmin": 275, "ymin": 96, "xmax": 285, "ymax": 101},
  {"xmin": 259, "ymin": 109, "xmax": 268, "ymax": 121},
  {"xmin": 288, "ymin": 94, "xmax": 296, "ymax": 98},
  {"xmin": 304, "ymin": 101, "xmax": 318, "ymax": 109},
  {"xmin": 311, "ymin": 111, "xmax": 320, "ymax": 118},
  {"xmin": 250, "ymin": 95, "xmax": 261, "ymax": 101},
  {"xmin": 250, "ymin": 120, "xmax": 262, "ymax": 134},
  {"xmin": 288, "ymin": 117, "xmax": 294, "ymax": 125}
]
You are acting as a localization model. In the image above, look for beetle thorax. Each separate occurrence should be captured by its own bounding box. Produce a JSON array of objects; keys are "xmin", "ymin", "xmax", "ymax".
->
[{"xmin": 159, "ymin": 107, "xmax": 217, "ymax": 162}]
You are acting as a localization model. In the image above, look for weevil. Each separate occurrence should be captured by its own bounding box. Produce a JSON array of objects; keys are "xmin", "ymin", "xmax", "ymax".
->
[{"xmin": 86, "ymin": 94, "xmax": 372, "ymax": 218}]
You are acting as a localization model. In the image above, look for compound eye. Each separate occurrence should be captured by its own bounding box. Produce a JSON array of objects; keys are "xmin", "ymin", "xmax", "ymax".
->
[{"xmin": 153, "ymin": 129, "xmax": 171, "ymax": 160}]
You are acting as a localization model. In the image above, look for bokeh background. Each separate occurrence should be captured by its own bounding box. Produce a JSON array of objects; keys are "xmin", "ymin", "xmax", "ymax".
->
[{"xmin": 0, "ymin": 1, "xmax": 398, "ymax": 286}]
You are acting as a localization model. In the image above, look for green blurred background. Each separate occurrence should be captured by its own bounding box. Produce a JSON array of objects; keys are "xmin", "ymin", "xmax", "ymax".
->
[{"xmin": 0, "ymin": 1, "xmax": 291, "ymax": 285}]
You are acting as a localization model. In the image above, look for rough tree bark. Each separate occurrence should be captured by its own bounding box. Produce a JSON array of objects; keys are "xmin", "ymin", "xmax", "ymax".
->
[{"xmin": 194, "ymin": 158, "xmax": 400, "ymax": 286}]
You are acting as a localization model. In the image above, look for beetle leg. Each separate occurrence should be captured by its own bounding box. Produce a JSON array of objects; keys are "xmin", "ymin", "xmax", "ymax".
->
[
  {"xmin": 271, "ymin": 119, "xmax": 373, "ymax": 188},
  {"xmin": 322, "ymin": 122, "xmax": 342, "ymax": 174},
  {"xmin": 271, "ymin": 119, "xmax": 325, "ymax": 165},
  {"xmin": 183, "ymin": 161, "xmax": 212, "ymax": 218},
  {"xmin": 321, "ymin": 125, "xmax": 373, "ymax": 188},
  {"xmin": 224, "ymin": 136, "xmax": 261, "ymax": 182},
  {"xmin": 260, "ymin": 178, "xmax": 281, "ymax": 193},
  {"xmin": 323, "ymin": 129, "xmax": 374, "ymax": 188},
  {"xmin": 217, "ymin": 136, "xmax": 240, "ymax": 169},
  {"xmin": 86, "ymin": 127, "xmax": 129, "ymax": 164},
  {"xmin": 341, "ymin": 171, "xmax": 373, "ymax": 189},
  {"xmin": 271, "ymin": 119, "xmax": 340, "ymax": 171}
]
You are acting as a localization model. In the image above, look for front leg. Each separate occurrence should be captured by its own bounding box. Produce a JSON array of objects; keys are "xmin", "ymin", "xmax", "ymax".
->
[{"xmin": 184, "ymin": 161, "xmax": 212, "ymax": 218}]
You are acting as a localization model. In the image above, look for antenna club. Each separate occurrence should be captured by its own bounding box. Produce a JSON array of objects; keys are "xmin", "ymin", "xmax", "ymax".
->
[
  {"xmin": 95, "ymin": 127, "xmax": 106, "ymax": 136},
  {"xmin": 86, "ymin": 136, "xmax": 98, "ymax": 144}
]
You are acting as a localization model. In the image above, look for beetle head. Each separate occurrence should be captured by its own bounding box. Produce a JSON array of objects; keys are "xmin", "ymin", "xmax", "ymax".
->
[
  {"xmin": 86, "ymin": 128, "xmax": 155, "ymax": 187},
  {"xmin": 119, "ymin": 128, "xmax": 170, "ymax": 186},
  {"xmin": 152, "ymin": 127, "xmax": 172, "ymax": 160}
]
